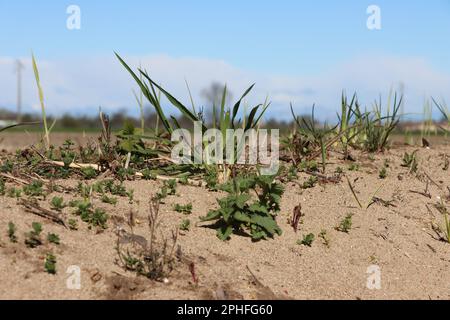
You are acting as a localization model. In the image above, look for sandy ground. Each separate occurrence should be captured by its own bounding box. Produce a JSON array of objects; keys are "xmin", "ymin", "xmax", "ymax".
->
[{"xmin": 0, "ymin": 140, "xmax": 449, "ymax": 300}]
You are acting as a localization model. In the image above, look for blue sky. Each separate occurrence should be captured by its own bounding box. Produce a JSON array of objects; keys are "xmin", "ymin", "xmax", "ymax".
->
[{"xmin": 0, "ymin": 0, "xmax": 449, "ymax": 120}]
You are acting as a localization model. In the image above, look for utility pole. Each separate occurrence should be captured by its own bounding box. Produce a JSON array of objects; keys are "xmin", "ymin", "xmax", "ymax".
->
[{"xmin": 15, "ymin": 59, "xmax": 24, "ymax": 123}]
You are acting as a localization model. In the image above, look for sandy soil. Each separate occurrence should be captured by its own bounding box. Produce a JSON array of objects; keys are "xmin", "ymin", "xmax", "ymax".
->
[{"xmin": 0, "ymin": 141, "xmax": 449, "ymax": 300}]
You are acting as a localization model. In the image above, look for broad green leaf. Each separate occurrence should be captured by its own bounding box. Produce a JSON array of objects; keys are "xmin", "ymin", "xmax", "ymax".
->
[
  {"xmin": 244, "ymin": 104, "xmax": 262, "ymax": 131},
  {"xmin": 221, "ymin": 207, "xmax": 234, "ymax": 223},
  {"xmin": 235, "ymin": 194, "xmax": 251, "ymax": 209},
  {"xmin": 217, "ymin": 225, "xmax": 233, "ymax": 241},
  {"xmin": 252, "ymin": 102, "xmax": 271, "ymax": 129},
  {"xmin": 247, "ymin": 203, "xmax": 269, "ymax": 214},
  {"xmin": 233, "ymin": 211, "xmax": 252, "ymax": 223},
  {"xmin": 231, "ymin": 84, "xmax": 255, "ymax": 128},
  {"xmin": 250, "ymin": 215, "xmax": 282, "ymax": 236},
  {"xmin": 200, "ymin": 210, "xmax": 221, "ymax": 222},
  {"xmin": 250, "ymin": 226, "xmax": 268, "ymax": 240}
]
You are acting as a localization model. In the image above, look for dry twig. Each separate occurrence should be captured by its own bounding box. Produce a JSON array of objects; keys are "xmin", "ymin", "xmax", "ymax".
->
[{"xmin": 19, "ymin": 199, "xmax": 67, "ymax": 228}]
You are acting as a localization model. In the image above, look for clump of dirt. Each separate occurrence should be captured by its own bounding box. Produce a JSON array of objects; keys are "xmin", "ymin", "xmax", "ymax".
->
[{"xmin": 102, "ymin": 274, "xmax": 147, "ymax": 300}]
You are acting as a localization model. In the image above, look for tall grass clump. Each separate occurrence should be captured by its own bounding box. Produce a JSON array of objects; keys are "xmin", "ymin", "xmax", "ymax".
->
[
  {"xmin": 291, "ymin": 104, "xmax": 337, "ymax": 173},
  {"xmin": 287, "ymin": 92, "xmax": 401, "ymax": 172},
  {"xmin": 338, "ymin": 91, "xmax": 402, "ymax": 153},
  {"xmin": 362, "ymin": 92, "xmax": 402, "ymax": 152},
  {"xmin": 116, "ymin": 53, "xmax": 270, "ymax": 183},
  {"xmin": 336, "ymin": 92, "xmax": 371, "ymax": 157},
  {"xmin": 337, "ymin": 93, "xmax": 357, "ymax": 157},
  {"xmin": 116, "ymin": 53, "xmax": 268, "ymax": 135}
]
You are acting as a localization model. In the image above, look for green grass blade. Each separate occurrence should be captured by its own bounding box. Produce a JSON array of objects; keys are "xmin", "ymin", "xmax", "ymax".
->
[
  {"xmin": 231, "ymin": 84, "xmax": 255, "ymax": 128},
  {"xmin": 139, "ymin": 71, "xmax": 203, "ymax": 128},
  {"xmin": 252, "ymin": 102, "xmax": 271, "ymax": 129},
  {"xmin": 31, "ymin": 53, "xmax": 50, "ymax": 150},
  {"xmin": 115, "ymin": 53, "xmax": 173, "ymax": 134},
  {"xmin": 184, "ymin": 78, "xmax": 196, "ymax": 114},
  {"xmin": 244, "ymin": 104, "xmax": 260, "ymax": 130}
]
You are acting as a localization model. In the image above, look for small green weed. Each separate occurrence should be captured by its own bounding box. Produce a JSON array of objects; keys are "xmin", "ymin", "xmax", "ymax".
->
[
  {"xmin": 318, "ymin": 229, "xmax": 330, "ymax": 247},
  {"xmin": 71, "ymin": 200, "xmax": 108, "ymax": 229},
  {"xmin": 71, "ymin": 199, "xmax": 91, "ymax": 214},
  {"xmin": 87, "ymin": 208, "xmax": 108, "ymax": 229},
  {"xmin": 141, "ymin": 168, "xmax": 158, "ymax": 180},
  {"xmin": 116, "ymin": 197, "xmax": 178, "ymax": 281},
  {"xmin": 7, "ymin": 187, "xmax": 22, "ymax": 198},
  {"xmin": 297, "ymin": 233, "xmax": 315, "ymax": 247},
  {"xmin": 47, "ymin": 233, "xmax": 60, "ymax": 245},
  {"xmin": 50, "ymin": 196, "xmax": 66, "ymax": 211},
  {"xmin": 179, "ymin": 219, "xmax": 191, "ymax": 231},
  {"xmin": 23, "ymin": 180, "xmax": 45, "ymax": 197},
  {"xmin": 156, "ymin": 180, "xmax": 177, "ymax": 200},
  {"xmin": 101, "ymin": 194, "xmax": 118, "ymax": 205},
  {"xmin": 174, "ymin": 203, "xmax": 193, "ymax": 215},
  {"xmin": 0, "ymin": 160, "xmax": 13, "ymax": 173},
  {"xmin": 201, "ymin": 174, "xmax": 283, "ymax": 241},
  {"xmin": 8, "ymin": 222, "xmax": 17, "ymax": 243},
  {"xmin": 44, "ymin": 253, "xmax": 57, "ymax": 274},
  {"xmin": 302, "ymin": 176, "xmax": 318, "ymax": 189},
  {"xmin": 68, "ymin": 219, "xmax": 78, "ymax": 231},
  {"xmin": 299, "ymin": 161, "xmax": 318, "ymax": 172},
  {"xmin": 25, "ymin": 222, "xmax": 43, "ymax": 248},
  {"xmin": 0, "ymin": 178, "xmax": 5, "ymax": 195},
  {"xmin": 126, "ymin": 189, "xmax": 134, "ymax": 204},
  {"xmin": 336, "ymin": 214, "xmax": 353, "ymax": 233},
  {"xmin": 116, "ymin": 167, "xmax": 136, "ymax": 181},
  {"xmin": 402, "ymin": 151, "xmax": 418, "ymax": 173},
  {"xmin": 348, "ymin": 163, "xmax": 360, "ymax": 172},
  {"xmin": 204, "ymin": 167, "xmax": 219, "ymax": 191},
  {"xmin": 379, "ymin": 167, "xmax": 387, "ymax": 179},
  {"xmin": 165, "ymin": 179, "xmax": 177, "ymax": 195},
  {"xmin": 286, "ymin": 165, "xmax": 299, "ymax": 182},
  {"xmin": 81, "ymin": 167, "xmax": 98, "ymax": 180}
]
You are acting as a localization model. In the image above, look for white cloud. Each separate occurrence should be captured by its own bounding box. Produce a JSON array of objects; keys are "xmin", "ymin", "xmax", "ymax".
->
[{"xmin": 0, "ymin": 54, "xmax": 449, "ymax": 121}]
